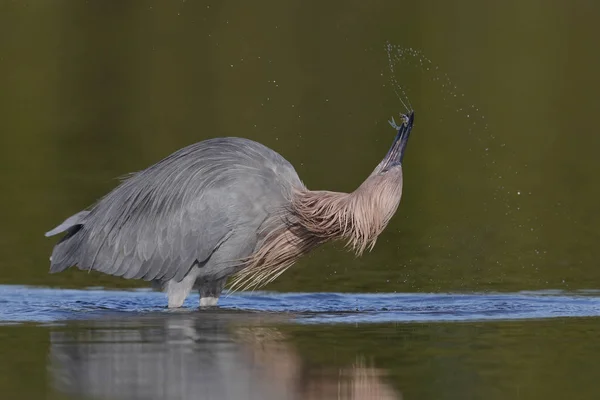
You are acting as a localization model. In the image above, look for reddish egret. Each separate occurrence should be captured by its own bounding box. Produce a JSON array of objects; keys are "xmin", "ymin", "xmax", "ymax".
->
[{"xmin": 46, "ymin": 111, "xmax": 415, "ymax": 307}]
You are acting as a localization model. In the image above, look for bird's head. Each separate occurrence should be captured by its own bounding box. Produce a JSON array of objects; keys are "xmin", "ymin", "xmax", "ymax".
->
[
  {"xmin": 374, "ymin": 111, "xmax": 415, "ymax": 174},
  {"xmin": 289, "ymin": 111, "xmax": 416, "ymax": 255},
  {"xmin": 342, "ymin": 110, "xmax": 415, "ymax": 252}
]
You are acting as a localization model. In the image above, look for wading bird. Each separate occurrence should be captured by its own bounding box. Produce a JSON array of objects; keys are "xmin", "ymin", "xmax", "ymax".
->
[{"xmin": 46, "ymin": 112, "xmax": 415, "ymax": 308}]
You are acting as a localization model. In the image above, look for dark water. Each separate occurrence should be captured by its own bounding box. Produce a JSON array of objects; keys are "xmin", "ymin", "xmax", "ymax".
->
[
  {"xmin": 2, "ymin": 0, "xmax": 600, "ymax": 399},
  {"xmin": 2, "ymin": 0, "xmax": 600, "ymax": 293}
]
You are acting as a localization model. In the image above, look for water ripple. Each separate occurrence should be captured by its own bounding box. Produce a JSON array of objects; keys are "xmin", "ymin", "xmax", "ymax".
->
[{"xmin": 0, "ymin": 285, "xmax": 599, "ymax": 324}]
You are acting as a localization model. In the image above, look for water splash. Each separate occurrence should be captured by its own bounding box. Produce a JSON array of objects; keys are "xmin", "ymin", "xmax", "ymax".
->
[
  {"xmin": 383, "ymin": 42, "xmax": 536, "ymax": 259},
  {"xmin": 385, "ymin": 43, "xmax": 413, "ymax": 114},
  {"xmin": 385, "ymin": 42, "xmax": 488, "ymax": 131}
]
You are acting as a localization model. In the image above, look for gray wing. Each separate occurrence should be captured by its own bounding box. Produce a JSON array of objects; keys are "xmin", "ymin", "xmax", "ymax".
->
[{"xmin": 47, "ymin": 137, "xmax": 302, "ymax": 283}]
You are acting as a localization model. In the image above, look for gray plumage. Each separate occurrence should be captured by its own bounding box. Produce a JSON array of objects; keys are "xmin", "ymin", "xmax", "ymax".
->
[{"xmin": 46, "ymin": 112, "xmax": 415, "ymax": 307}]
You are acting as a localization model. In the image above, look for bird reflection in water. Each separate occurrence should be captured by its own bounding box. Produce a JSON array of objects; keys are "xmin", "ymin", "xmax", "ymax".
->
[{"xmin": 48, "ymin": 312, "xmax": 401, "ymax": 400}]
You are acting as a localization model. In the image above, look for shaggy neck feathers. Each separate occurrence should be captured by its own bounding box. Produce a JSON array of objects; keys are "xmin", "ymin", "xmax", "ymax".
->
[{"xmin": 229, "ymin": 169, "xmax": 403, "ymax": 292}]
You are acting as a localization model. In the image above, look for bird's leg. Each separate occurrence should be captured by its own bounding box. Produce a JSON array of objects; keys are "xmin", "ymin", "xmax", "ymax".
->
[
  {"xmin": 165, "ymin": 274, "xmax": 197, "ymax": 308},
  {"xmin": 198, "ymin": 277, "xmax": 227, "ymax": 307}
]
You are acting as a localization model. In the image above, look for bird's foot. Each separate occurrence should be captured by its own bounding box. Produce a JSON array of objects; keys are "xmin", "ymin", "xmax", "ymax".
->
[{"xmin": 199, "ymin": 296, "xmax": 219, "ymax": 307}]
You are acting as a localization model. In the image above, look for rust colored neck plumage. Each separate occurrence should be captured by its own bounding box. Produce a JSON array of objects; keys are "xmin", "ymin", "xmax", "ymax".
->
[
  {"xmin": 290, "ymin": 169, "xmax": 403, "ymax": 255},
  {"xmin": 229, "ymin": 170, "xmax": 403, "ymax": 292}
]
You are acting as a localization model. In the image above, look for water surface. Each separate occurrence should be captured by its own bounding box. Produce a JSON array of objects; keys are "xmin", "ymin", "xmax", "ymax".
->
[
  {"xmin": 1, "ymin": 285, "xmax": 600, "ymax": 325},
  {"xmin": 1, "ymin": 286, "xmax": 600, "ymax": 399}
]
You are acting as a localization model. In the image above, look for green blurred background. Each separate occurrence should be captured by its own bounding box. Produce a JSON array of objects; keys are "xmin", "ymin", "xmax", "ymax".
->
[{"xmin": 1, "ymin": 0, "xmax": 599, "ymax": 293}]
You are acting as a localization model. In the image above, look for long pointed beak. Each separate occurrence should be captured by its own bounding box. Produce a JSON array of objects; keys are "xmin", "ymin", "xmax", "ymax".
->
[{"xmin": 382, "ymin": 111, "xmax": 415, "ymax": 169}]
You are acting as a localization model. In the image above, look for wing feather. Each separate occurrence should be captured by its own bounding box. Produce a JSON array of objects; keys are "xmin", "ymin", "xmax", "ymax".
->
[{"xmin": 47, "ymin": 137, "xmax": 303, "ymax": 283}]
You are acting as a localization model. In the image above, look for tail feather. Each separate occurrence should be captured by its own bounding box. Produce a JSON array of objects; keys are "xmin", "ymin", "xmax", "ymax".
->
[
  {"xmin": 46, "ymin": 210, "xmax": 90, "ymax": 273},
  {"xmin": 45, "ymin": 211, "xmax": 90, "ymax": 237}
]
